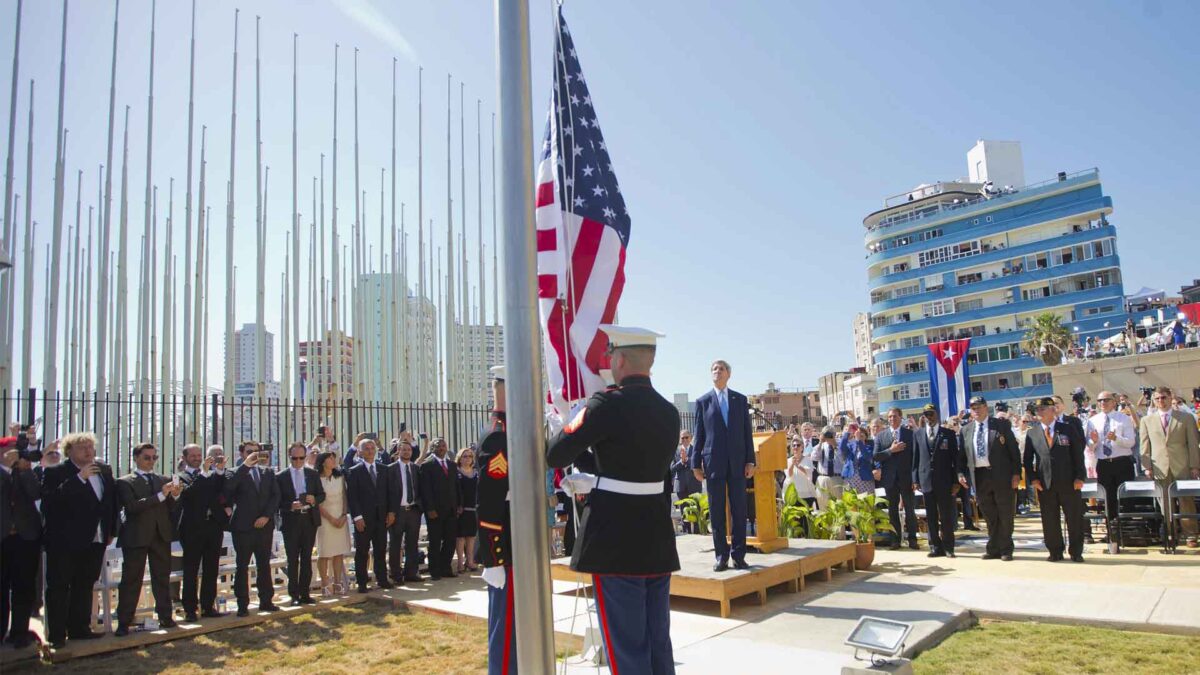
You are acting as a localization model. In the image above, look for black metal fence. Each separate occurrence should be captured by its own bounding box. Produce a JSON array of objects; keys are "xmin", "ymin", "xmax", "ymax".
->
[{"xmin": 5, "ymin": 388, "xmax": 698, "ymax": 477}]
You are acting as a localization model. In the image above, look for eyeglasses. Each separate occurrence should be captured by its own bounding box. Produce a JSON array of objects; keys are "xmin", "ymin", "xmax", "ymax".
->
[
  {"xmin": 290, "ymin": 455, "xmax": 305, "ymax": 462},
  {"xmin": 1097, "ymin": 398, "xmax": 1113, "ymax": 402}
]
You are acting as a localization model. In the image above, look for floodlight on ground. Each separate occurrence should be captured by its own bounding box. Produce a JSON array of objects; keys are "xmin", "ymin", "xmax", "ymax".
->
[{"xmin": 845, "ymin": 615, "xmax": 912, "ymax": 665}]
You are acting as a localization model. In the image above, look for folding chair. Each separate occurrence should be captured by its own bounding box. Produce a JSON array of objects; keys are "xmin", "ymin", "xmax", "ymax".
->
[
  {"xmin": 1169, "ymin": 480, "xmax": 1200, "ymax": 553},
  {"xmin": 1115, "ymin": 480, "xmax": 1161, "ymax": 551},
  {"xmin": 1076, "ymin": 480, "xmax": 1110, "ymax": 549}
]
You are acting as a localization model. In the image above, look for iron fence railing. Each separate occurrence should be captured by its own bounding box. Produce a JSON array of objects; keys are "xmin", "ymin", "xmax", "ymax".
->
[{"xmin": 4, "ymin": 389, "xmax": 698, "ymax": 477}]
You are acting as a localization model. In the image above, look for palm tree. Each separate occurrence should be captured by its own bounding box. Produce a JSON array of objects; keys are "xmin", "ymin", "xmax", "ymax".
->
[{"xmin": 1023, "ymin": 312, "xmax": 1073, "ymax": 366}]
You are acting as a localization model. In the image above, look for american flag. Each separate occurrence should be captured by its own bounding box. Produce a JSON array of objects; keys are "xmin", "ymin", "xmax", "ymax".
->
[{"xmin": 537, "ymin": 8, "xmax": 630, "ymax": 415}]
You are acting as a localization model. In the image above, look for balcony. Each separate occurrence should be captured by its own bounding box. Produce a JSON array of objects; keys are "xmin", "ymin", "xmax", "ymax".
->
[
  {"xmin": 885, "ymin": 381, "xmax": 1054, "ymax": 413},
  {"xmin": 870, "ymin": 248, "xmax": 1120, "ymax": 313},
  {"xmin": 877, "ymin": 355, "xmax": 1042, "ymax": 388},
  {"xmin": 871, "ymin": 284, "xmax": 1123, "ymax": 339},
  {"xmin": 864, "ymin": 168, "xmax": 1100, "ymax": 242},
  {"xmin": 868, "ymin": 223, "xmax": 1115, "ymax": 290}
]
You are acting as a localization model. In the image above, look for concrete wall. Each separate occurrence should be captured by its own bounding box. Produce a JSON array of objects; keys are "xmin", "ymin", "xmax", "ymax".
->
[{"xmin": 1051, "ymin": 348, "xmax": 1200, "ymax": 401}]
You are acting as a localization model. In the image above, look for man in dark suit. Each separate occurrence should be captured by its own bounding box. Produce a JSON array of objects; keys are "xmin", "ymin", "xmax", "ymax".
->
[
  {"xmin": 224, "ymin": 440, "xmax": 281, "ymax": 616},
  {"xmin": 174, "ymin": 444, "xmax": 230, "ymax": 622},
  {"xmin": 1, "ymin": 436, "xmax": 41, "ymax": 648},
  {"xmin": 277, "ymin": 441, "xmax": 325, "ymax": 604},
  {"xmin": 911, "ymin": 404, "xmax": 961, "ymax": 558},
  {"xmin": 40, "ymin": 431, "xmax": 120, "ymax": 648},
  {"xmin": 690, "ymin": 359, "xmax": 756, "ymax": 571},
  {"xmin": 419, "ymin": 437, "xmax": 461, "ymax": 579},
  {"xmin": 386, "ymin": 441, "xmax": 423, "ymax": 583},
  {"xmin": 115, "ymin": 442, "xmax": 182, "ymax": 635},
  {"xmin": 1025, "ymin": 397, "xmax": 1088, "ymax": 562},
  {"xmin": 346, "ymin": 438, "xmax": 394, "ymax": 592},
  {"xmin": 874, "ymin": 407, "xmax": 918, "ymax": 550},
  {"xmin": 958, "ymin": 396, "xmax": 1021, "ymax": 561}
]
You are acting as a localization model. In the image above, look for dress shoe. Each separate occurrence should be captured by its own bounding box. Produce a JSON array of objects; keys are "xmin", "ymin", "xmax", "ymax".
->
[
  {"xmin": 160, "ymin": 618, "xmax": 178, "ymax": 629},
  {"xmin": 1047, "ymin": 553, "xmax": 1063, "ymax": 562},
  {"xmin": 69, "ymin": 630, "xmax": 103, "ymax": 640},
  {"xmin": 49, "ymin": 638, "xmax": 67, "ymax": 649},
  {"xmin": 184, "ymin": 611, "xmax": 199, "ymax": 622},
  {"xmin": 442, "ymin": 570, "xmax": 458, "ymax": 579},
  {"xmin": 11, "ymin": 634, "xmax": 34, "ymax": 649},
  {"xmin": 980, "ymin": 553, "xmax": 998, "ymax": 560},
  {"xmin": 946, "ymin": 551, "xmax": 956, "ymax": 558},
  {"xmin": 429, "ymin": 574, "xmax": 441, "ymax": 581},
  {"xmin": 713, "ymin": 559, "xmax": 729, "ymax": 572},
  {"xmin": 259, "ymin": 603, "xmax": 281, "ymax": 613},
  {"xmin": 1000, "ymin": 554, "xmax": 1013, "ymax": 561},
  {"xmin": 1070, "ymin": 554, "xmax": 1085, "ymax": 563},
  {"xmin": 927, "ymin": 549, "xmax": 946, "ymax": 558},
  {"xmin": 290, "ymin": 598, "xmax": 304, "ymax": 607},
  {"xmin": 358, "ymin": 585, "xmax": 370, "ymax": 593},
  {"xmin": 237, "ymin": 607, "xmax": 250, "ymax": 618},
  {"xmin": 888, "ymin": 542, "xmax": 901, "ymax": 551},
  {"xmin": 300, "ymin": 596, "xmax": 317, "ymax": 605},
  {"xmin": 908, "ymin": 540, "xmax": 919, "ymax": 550},
  {"xmin": 201, "ymin": 609, "xmax": 226, "ymax": 619},
  {"xmin": 964, "ymin": 525, "xmax": 980, "ymax": 531},
  {"xmin": 732, "ymin": 559, "xmax": 750, "ymax": 570},
  {"xmin": 378, "ymin": 580, "xmax": 396, "ymax": 590},
  {"xmin": 114, "ymin": 625, "xmax": 130, "ymax": 637},
  {"xmin": 405, "ymin": 574, "xmax": 424, "ymax": 583}
]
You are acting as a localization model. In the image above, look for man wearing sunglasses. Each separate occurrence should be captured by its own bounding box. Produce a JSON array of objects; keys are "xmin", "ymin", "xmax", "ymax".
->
[
  {"xmin": 1086, "ymin": 391, "xmax": 1136, "ymax": 540},
  {"xmin": 277, "ymin": 442, "xmax": 325, "ymax": 605}
]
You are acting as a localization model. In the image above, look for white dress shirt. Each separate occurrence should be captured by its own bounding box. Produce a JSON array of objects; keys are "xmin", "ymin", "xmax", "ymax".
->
[
  {"xmin": 74, "ymin": 460, "xmax": 105, "ymax": 542},
  {"xmin": 1086, "ymin": 410, "xmax": 1136, "ymax": 459},
  {"xmin": 290, "ymin": 466, "xmax": 306, "ymax": 498},
  {"xmin": 398, "ymin": 461, "xmax": 414, "ymax": 507}
]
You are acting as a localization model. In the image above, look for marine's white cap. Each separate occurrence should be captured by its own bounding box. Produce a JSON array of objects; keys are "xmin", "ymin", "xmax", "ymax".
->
[
  {"xmin": 599, "ymin": 325, "xmax": 665, "ymax": 349},
  {"xmin": 489, "ymin": 364, "xmax": 506, "ymax": 382}
]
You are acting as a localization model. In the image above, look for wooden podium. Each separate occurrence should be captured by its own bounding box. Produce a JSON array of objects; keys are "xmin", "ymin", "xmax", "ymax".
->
[{"xmin": 725, "ymin": 430, "xmax": 788, "ymax": 553}]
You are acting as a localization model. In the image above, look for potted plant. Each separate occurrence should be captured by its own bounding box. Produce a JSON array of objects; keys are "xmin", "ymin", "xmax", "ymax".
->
[
  {"xmin": 674, "ymin": 492, "xmax": 711, "ymax": 535},
  {"xmin": 780, "ymin": 483, "xmax": 820, "ymax": 538},
  {"xmin": 845, "ymin": 490, "xmax": 894, "ymax": 570}
]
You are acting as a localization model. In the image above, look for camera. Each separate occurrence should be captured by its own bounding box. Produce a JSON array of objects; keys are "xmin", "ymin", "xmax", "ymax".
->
[
  {"xmin": 994, "ymin": 402, "xmax": 1010, "ymax": 413},
  {"xmin": 1140, "ymin": 386, "xmax": 1156, "ymax": 399},
  {"xmin": 1071, "ymin": 387, "xmax": 1088, "ymax": 406}
]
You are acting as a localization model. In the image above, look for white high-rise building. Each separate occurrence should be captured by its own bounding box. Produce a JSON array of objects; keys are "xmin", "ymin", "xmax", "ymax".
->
[
  {"xmin": 461, "ymin": 323, "xmax": 505, "ymax": 406},
  {"xmin": 227, "ymin": 322, "xmax": 276, "ymax": 397},
  {"xmin": 853, "ymin": 312, "xmax": 873, "ymax": 369}
]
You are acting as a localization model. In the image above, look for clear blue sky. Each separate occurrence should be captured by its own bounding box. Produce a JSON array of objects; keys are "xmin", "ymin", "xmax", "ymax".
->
[{"xmin": 4, "ymin": 0, "xmax": 1198, "ymax": 401}]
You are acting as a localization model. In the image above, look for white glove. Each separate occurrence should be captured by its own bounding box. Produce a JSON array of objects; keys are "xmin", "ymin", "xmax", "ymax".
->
[
  {"xmin": 546, "ymin": 409, "xmax": 565, "ymax": 436},
  {"xmin": 482, "ymin": 566, "xmax": 507, "ymax": 589},
  {"xmin": 561, "ymin": 472, "xmax": 596, "ymax": 498}
]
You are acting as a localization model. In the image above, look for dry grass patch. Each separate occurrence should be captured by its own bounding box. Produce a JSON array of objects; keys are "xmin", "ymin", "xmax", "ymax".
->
[
  {"xmin": 11, "ymin": 603, "xmax": 489, "ymax": 674},
  {"xmin": 913, "ymin": 619, "xmax": 1200, "ymax": 675}
]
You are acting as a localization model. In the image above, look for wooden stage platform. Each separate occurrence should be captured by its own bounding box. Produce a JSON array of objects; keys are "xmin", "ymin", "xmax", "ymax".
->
[{"xmin": 550, "ymin": 535, "xmax": 856, "ymax": 618}]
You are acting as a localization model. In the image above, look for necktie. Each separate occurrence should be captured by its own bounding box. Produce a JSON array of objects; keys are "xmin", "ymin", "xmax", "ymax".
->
[
  {"xmin": 143, "ymin": 472, "xmax": 155, "ymax": 490},
  {"xmin": 719, "ymin": 392, "xmax": 729, "ymax": 425},
  {"xmin": 402, "ymin": 465, "xmax": 411, "ymax": 505},
  {"xmin": 1161, "ymin": 412, "xmax": 1170, "ymax": 434},
  {"xmin": 368, "ymin": 464, "xmax": 376, "ymax": 484},
  {"xmin": 253, "ymin": 468, "xmax": 261, "ymax": 488},
  {"xmin": 1100, "ymin": 416, "xmax": 1111, "ymax": 456},
  {"xmin": 825, "ymin": 444, "xmax": 833, "ymax": 476},
  {"xmin": 1044, "ymin": 426, "xmax": 1053, "ymax": 448},
  {"xmin": 975, "ymin": 424, "xmax": 986, "ymax": 459},
  {"xmin": 440, "ymin": 459, "xmax": 448, "ymax": 476}
]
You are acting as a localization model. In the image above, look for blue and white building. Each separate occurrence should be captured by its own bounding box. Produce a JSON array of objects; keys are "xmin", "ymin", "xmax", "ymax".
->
[{"xmin": 863, "ymin": 140, "xmax": 1129, "ymax": 414}]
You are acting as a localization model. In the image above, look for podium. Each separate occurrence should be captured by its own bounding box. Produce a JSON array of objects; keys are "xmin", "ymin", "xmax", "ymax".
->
[{"xmin": 725, "ymin": 430, "xmax": 788, "ymax": 553}]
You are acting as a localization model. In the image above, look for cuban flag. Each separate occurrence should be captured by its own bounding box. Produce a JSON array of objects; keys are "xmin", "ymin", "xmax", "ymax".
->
[{"xmin": 927, "ymin": 339, "xmax": 972, "ymax": 418}]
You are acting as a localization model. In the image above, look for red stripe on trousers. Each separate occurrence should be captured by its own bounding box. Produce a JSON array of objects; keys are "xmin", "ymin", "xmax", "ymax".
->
[
  {"xmin": 592, "ymin": 574, "xmax": 619, "ymax": 675},
  {"xmin": 502, "ymin": 566, "xmax": 514, "ymax": 675},
  {"xmin": 536, "ymin": 181, "xmax": 555, "ymax": 208}
]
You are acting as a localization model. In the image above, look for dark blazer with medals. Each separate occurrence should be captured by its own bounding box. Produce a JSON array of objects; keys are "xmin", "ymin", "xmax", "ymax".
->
[
  {"xmin": 1023, "ymin": 420, "xmax": 1086, "ymax": 491},
  {"xmin": 957, "ymin": 416, "xmax": 1020, "ymax": 487},
  {"xmin": 912, "ymin": 424, "xmax": 960, "ymax": 493}
]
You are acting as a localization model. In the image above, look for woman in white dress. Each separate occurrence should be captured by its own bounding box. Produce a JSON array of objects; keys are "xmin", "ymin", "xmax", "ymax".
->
[{"xmin": 315, "ymin": 451, "xmax": 352, "ymax": 596}]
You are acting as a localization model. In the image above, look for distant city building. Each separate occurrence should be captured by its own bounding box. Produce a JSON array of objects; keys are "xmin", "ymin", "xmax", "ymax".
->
[
  {"xmin": 817, "ymin": 369, "xmax": 877, "ymax": 422},
  {"xmin": 673, "ymin": 393, "xmax": 693, "ymax": 419},
  {"xmin": 227, "ymin": 322, "xmax": 274, "ymax": 389},
  {"xmin": 297, "ymin": 332, "xmax": 355, "ymax": 402},
  {"xmin": 750, "ymin": 383, "xmax": 826, "ymax": 428},
  {"xmin": 864, "ymin": 140, "xmax": 1137, "ymax": 414},
  {"xmin": 853, "ymin": 312, "xmax": 873, "ymax": 369},
  {"xmin": 1180, "ymin": 279, "xmax": 1200, "ymax": 305},
  {"xmin": 460, "ymin": 323, "xmax": 505, "ymax": 407}
]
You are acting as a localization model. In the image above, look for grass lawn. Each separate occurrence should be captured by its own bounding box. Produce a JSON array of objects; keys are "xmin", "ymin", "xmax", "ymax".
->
[
  {"xmin": 913, "ymin": 620, "xmax": 1200, "ymax": 675},
  {"xmin": 11, "ymin": 603, "xmax": 490, "ymax": 674}
]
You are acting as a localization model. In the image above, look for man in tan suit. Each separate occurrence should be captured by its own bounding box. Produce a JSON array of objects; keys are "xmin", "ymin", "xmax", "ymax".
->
[{"xmin": 1139, "ymin": 387, "xmax": 1200, "ymax": 544}]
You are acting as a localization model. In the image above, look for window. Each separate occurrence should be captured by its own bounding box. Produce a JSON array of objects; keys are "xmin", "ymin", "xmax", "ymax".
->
[
  {"xmin": 1022, "ymin": 287, "xmax": 1048, "ymax": 301},
  {"xmin": 918, "ymin": 382, "xmax": 930, "ymax": 398},
  {"xmin": 918, "ymin": 240, "xmax": 981, "ymax": 268},
  {"xmin": 899, "ymin": 335, "xmax": 925, "ymax": 349},
  {"xmin": 876, "ymin": 362, "xmax": 895, "ymax": 377},
  {"xmin": 957, "ymin": 272, "xmax": 983, "ymax": 286},
  {"xmin": 922, "ymin": 299, "xmax": 954, "ymax": 318},
  {"xmin": 903, "ymin": 361, "xmax": 926, "ymax": 374},
  {"xmin": 892, "ymin": 385, "xmax": 911, "ymax": 401},
  {"xmin": 919, "ymin": 228, "xmax": 943, "ymax": 242},
  {"xmin": 955, "ymin": 298, "xmax": 984, "ymax": 313},
  {"xmin": 1031, "ymin": 372, "xmax": 1053, "ymax": 386},
  {"xmin": 894, "ymin": 284, "xmax": 920, "ymax": 298}
]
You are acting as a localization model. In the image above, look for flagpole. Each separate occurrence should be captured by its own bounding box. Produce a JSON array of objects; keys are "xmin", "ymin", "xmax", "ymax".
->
[
  {"xmin": 495, "ymin": 0, "xmax": 554, "ymax": 668},
  {"xmin": 416, "ymin": 66, "xmax": 424, "ymax": 403},
  {"xmin": 254, "ymin": 15, "xmax": 265, "ymax": 400},
  {"xmin": 445, "ymin": 74, "xmax": 455, "ymax": 404},
  {"xmin": 45, "ymin": 0, "xmax": 70, "ymax": 397},
  {"xmin": 476, "ymin": 98, "xmax": 485, "ymax": 406},
  {"xmin": 96, "ymin": 0, "xmax": 119, "ymax": 402},
  {"xmin": 330, "ymin": 45, "xmax": 341, "ymax": 403},
  {"xmin": 191, "ymin": 127, "xmax": 207, "ymax": 407},
  {"xmin": 291, "ymin": 32, "xmax": 300, "ymax": 404},
  {"xmin": 0, "ymin": 0, "xmax": 22, "ymax": 400},
  {"xmin": 18, "ymin": 81, "xmax": 33, "ymax": 397},
  {"xmin": 182, "ymin": 0, "xmax": 197, "ymax": 401},
  {"xmin": 224, "ymin": 10, "xmax": 239, "ymax": 404}
]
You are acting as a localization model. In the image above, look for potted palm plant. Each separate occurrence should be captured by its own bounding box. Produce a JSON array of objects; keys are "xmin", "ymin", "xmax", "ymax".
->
[
  {"xmin": 814, "ymin": 490, "xmax": 893, "ymax": 570},
  {"xmin": 673, "ymin": 492, "xmax": 711, "ymax": 535}
]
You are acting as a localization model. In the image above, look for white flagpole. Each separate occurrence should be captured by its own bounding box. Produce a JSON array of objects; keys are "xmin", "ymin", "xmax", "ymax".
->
[
  {"xmin": 254, "ymin": 16, "xmax": 265, "ymax": 400},
  {"xmin": 496, "ymin": 0, "xmax": 554, "ymax": 667},
  {"xmin": 0, "ymin": 0, "xmax": 22, "ymax": 399},
  {"xmin": 97, "ymin": 0, "xmax": 119, "ymax": 400},
  {"xmin": 44, "ymin": 0, "xmax": 70, "ymax": 397},
  {"xmin": 224, "ymin": 11, "xmax": 239, "ymax": 403},
  {"xmin": 182, "ymin": 0, "xmax": 197, "ymax": 402},
  {"xmin": 192, "ymin": 127, "xmax": 207, "ymax": 406}
]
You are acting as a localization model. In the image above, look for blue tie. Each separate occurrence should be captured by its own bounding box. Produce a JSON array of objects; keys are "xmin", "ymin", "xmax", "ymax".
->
[
  {"xmin": 1101, "ymin": 416, "xmax": 1111, "ymax": 457},
  {"xmin": 719, "ymin": 391, "xmax": 729, "ymax": 425},
  {"xmin": 975, "ymin": 424, "xmax": 986, "ymax": 459}
]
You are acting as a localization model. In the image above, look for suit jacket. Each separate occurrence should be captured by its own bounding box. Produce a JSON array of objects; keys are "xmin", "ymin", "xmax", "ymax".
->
[
  {"xmin": 0, "ymin": 466, "xmax": 42, "ymax": 541},
  {"xmin": 418, "ymin": 455, "xmax": 461, "ymax": 517},
  {"xmin": 41, "ymin": 460, "xmax": 121, "ymax": 550},
  {"xmin": 1023, "ymin": 419, "xmax": 1086, "ymax": 492},
  {"xmin": 385, "ymin": 460, "xmax": 423, "ymax": 514},
  {"xmin": 690, "ymin": 388, "xmax": 756, "ymax": 480},
  {"xmin": 957, "ymin": 416, "xmax": 1021, "ymax": 488},
  {"xmin": 116, "ymin": 471, "xmax": 176, "ymax": 548},
  {"xmin": 276, "ymin": 466, "xmax": 326, "ymax": 531},
  {"xmin": 912, "ymin": 424, "xmax": 960, "ymax": 493},
  {"xmin": 224, "ymin": 464, "xmax": 281, "ymax": 533},
  {"xmin": 873, "ymin": 424, "xmax": 915, "ymax": 489},
  {"xmin": 1139, "ymin": 409, "xmax": 1200, "ymax": 478},
  {"xmin": 174, "ymin": 468, "xmax": 229, "ymax": 539},
  {"xmin": 345, "ymin": 460, "xmax": 392, "ymax": 527},
  {"xmin": 670, "ymin": 450, "xmax": 702, "ymax": 497}
]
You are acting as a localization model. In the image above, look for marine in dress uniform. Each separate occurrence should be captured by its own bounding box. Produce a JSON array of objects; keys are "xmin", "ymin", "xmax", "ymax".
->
[
  {"xmin": 477, "ymin": 365, "xmax": 517, "ymax": 675},
  {"xmin": 547, "ymin": 326, "xmax": 681, "ymax": 675}
]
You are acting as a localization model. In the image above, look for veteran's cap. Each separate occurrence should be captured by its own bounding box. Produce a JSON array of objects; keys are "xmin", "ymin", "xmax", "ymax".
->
[
  {"xmin": 1036, "ymin": 396, "xmax": 1056, "ymax": 408},
  {"xmin": 922, "ymin": 403, "xmax": 938, "ymax": 414},
  {"xmin": 968, "ymin": 395, "xmax": 988, "ymax": 407}
]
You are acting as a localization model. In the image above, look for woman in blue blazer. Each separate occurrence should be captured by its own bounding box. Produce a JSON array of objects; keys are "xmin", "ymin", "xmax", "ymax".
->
[{"xmin": 839, "ymin": 424, "xmax": 880, "ymax": 495}]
